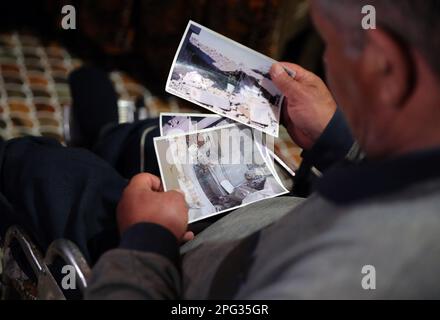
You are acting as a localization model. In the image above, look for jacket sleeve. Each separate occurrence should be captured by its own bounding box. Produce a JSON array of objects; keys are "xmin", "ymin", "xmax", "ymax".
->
[
  {"xmin": 85, "ymin": 223, "xmax": 182, "ymax": 300},
  {"xmin": 301, "ymin": 108, "xmax": 355, "ymax": 173}
]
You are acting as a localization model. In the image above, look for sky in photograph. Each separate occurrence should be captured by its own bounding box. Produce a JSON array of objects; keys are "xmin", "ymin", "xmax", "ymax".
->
[{"xmin": 194, "ymin": 24, "xmax": 275, "ymax": 72}]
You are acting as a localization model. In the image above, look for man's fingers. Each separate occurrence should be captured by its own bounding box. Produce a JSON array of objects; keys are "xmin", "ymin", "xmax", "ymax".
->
[
  {"xmin": 182, "ymin": 231, "xmax": 195, "ymax": 243},
  {"xmin": 128, "ymin": 173, "xmax": 162, "ymax": 192},
  {"xmin": 270, "ymin": 63, "xmax": 302, "ymax": 96},
  {"xmin": 278, "ymin": 62, "xmax": 314, "ymax": 83},
  {"xmin": 168, "ymin": 190, "xmax": 189, "ymax": 209}
]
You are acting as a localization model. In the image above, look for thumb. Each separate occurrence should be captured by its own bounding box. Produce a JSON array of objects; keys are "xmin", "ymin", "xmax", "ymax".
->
[
  {"xmin": 270, "ymin": 63, "xmax": 301, "ymax": 96},
  {"xmin": 128, "ymin": 173, "xmax": 162, "ymax": 192},
  {"xmin": 181, "ymin": 231, "xmax": 195, "ymax": 243},
  {"xmin": 278, "ymin": 62, "xmax": 315, "ymax": 83}
]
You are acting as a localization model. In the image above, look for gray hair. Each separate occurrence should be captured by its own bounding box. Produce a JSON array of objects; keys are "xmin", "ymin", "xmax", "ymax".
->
[{"xmin": 315, "ymin": 0, "xmax": 440, "ymax": 77}]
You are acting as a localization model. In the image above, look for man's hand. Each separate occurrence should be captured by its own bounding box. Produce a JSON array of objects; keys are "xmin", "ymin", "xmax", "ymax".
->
[
  {"xmin": 270, "ymin": 62, "xmax": 337, "ymax": 150},
  {"xmin": 117, "ymin": 173, "xmax": 193, "ymax": 242}
]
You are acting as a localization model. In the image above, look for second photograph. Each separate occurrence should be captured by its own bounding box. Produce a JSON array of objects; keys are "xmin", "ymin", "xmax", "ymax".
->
[{"xmin": 154, "ymin": 124, "xmax": 288, "ymax": 223}]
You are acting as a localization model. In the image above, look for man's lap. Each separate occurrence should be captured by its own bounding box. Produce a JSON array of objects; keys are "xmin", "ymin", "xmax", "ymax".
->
[{"xmin": 0, "ymin": 137, "xmax": 125, "ymax": 264}]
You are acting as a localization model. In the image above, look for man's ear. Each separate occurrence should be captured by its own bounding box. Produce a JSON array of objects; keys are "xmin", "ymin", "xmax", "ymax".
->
[{"xmin": 360, "ymin": 28, "xmax": 413, "ymax": 109}]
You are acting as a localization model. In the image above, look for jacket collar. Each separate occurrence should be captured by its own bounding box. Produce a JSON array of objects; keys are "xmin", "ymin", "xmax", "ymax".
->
[{"xmin": 316, "ymin": 147, "xmax": 440, "ymax": 204}]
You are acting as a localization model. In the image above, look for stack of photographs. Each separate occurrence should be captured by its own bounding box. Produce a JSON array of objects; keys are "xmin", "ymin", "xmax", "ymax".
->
[
  {"xmin": 156, "ymin": 21, "xmax": 295, "ymax": 223},
  {"xmin": 155, "ymin": 116, "xmax": 289, "ymax": 223},
  {"xmin": 159, "ymin": 113, "xmax": 296, "ymax": 179}
]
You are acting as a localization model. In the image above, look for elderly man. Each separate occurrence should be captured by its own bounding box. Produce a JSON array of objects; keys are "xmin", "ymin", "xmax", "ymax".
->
[{"xmin": 81, "ymin": 0, "xmax": 440, "ymax": 299}]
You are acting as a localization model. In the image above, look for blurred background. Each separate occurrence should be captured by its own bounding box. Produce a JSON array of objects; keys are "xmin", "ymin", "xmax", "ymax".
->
[{"xmin": 0, "ymin": 0, "xmax": 325, "ymax": 170}]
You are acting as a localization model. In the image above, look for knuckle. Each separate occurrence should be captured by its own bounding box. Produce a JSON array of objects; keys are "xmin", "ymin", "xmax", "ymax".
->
[{"xmin": 130, "ymin": 173, "xmax": 151, "ymax": 183}]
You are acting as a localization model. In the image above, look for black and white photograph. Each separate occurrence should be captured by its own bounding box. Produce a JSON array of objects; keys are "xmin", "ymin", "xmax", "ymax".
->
[
  {"xmin": 154, "ymin": 124, "xmax": 288, "ymax": 223},
  {"xmin": 166, "ymin": 21, "xmax": 283, "ymax": 137}
]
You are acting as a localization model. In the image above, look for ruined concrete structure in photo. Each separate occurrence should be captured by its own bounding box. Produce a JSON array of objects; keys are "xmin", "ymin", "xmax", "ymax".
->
[
  {"xmin": 166, "ymin": 21, "xmax": 283, "ymax": 137},
  {"xmin": 154, "ymin": 124, "xmax": 287, "ymax": 222}
]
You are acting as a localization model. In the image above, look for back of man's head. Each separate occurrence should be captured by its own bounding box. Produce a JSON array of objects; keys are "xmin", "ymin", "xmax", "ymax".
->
[
  {"xmin": 316, "ymin": 0, "xmax": 440, "ymax": 77},
  {"xmin": 312, "ymin": 0, "xmax": 440, "ymax": 158}
]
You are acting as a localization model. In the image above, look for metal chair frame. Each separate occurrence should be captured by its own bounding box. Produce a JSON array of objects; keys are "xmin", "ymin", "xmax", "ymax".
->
[{"xmin": 1, "ymin": 226, "xmax": 91, "ymax": 300}]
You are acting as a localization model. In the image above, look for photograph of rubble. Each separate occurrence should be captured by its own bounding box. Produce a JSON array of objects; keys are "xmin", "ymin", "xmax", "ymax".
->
[
  {"xmin": 159, "ymin": 112, "xmax": 295, "ymax": 182},
  {"xmin": 160, "ymin": 112, "xmax": 280, "ymax": 182},
  {"xmin": 166, "ymin": 21, "xmax": 283, "ymax": 137},
  {"xmin": 160, "ymin": 113, "xmax": 233, "ymax": 137},
  {"xmin": 154, "ymin": 124, "xmax": 288, "ymax": 223}
]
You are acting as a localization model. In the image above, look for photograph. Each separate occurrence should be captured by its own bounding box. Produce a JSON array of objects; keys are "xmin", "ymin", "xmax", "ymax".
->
[
  {"xmin": 154, "ymin": 123, "xmax": 288, "ymax": 223},
  {"xmin": 159, "ymin": 112, "xmax": 234, "ymax": 137},
  {"xmin": 160, "ymin": 112, "xmax": 278, "ymax": 178},
  {"xmin": 166, "ymin": 21, "xmax": 283, "ymax": 137},
  {"xmin": 159, "ymin": 112, "xmax": 294, "ymax": 183}
]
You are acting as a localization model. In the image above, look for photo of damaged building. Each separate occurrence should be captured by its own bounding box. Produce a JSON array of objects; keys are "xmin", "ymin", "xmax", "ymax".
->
[
  {"xmin": 167, "ymin": 22, "xmax": 283, "ymax": 137},
  {"xmin": 161, "ymin": 114, "xmax": 233, "ymax": 137},
  {"xmin": 154, "ymin": 124, "xmax": 287, "ymax": 223}
]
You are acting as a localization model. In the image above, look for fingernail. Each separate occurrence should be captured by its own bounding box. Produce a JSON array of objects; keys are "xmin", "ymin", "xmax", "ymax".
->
[{"xmin": 284, "ymin": 67, "xmax": 297, "ymax": 79}]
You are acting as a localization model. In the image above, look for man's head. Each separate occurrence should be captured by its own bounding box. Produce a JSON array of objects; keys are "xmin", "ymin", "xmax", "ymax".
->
[{"xmin": 311, "ymin": 0, "xmax": 440, "ymax": 158}]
